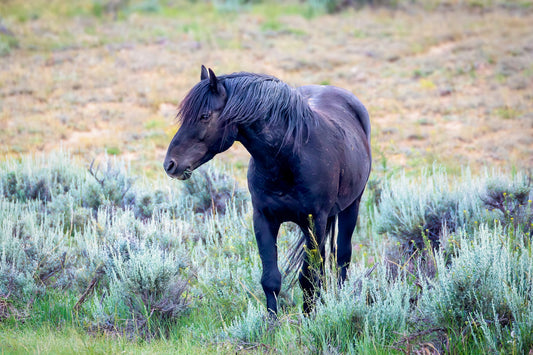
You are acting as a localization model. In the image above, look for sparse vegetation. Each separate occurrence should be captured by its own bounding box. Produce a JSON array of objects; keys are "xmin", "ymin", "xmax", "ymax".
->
[{"xmin": 0, "ymin": 0, "xmax": 531, "ymax": 174}]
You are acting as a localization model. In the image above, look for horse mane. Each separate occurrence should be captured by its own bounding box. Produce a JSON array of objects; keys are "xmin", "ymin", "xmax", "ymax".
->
[{"xmin": 178, "ymin": 72, "xmax": 317, "ymax": 152}]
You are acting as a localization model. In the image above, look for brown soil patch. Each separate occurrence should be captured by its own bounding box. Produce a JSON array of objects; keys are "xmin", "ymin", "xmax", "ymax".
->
[{"xmin": 1, "ymin": 5, "xmax": 532, "ymax": 175}]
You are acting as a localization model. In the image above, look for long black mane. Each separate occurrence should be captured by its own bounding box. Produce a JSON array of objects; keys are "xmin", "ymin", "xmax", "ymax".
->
[{"xmin": 178, "ymin": 72, "xmax": 318, "ymax": 151}]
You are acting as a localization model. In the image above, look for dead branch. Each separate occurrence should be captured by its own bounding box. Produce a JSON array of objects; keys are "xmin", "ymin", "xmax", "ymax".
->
[{"xmin": 73, "ymin": 263, "xmax": 105, "ymax": 311}]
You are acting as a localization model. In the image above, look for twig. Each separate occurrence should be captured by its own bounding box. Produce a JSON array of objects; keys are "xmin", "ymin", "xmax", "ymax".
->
[
  {"xmin": 73, "ymin": 263, "xmax": 105, "ymax": 311},
  {"xmin": 392, "ymin": 327, "xmax": 447, "ymax": 354},
  {"xmin": 39, "ymin": 252, "xmax": 67, "ymax": 284},
  {"xmin": 88, "ymin": 160, "xmax": 105, "ymax": 187}
]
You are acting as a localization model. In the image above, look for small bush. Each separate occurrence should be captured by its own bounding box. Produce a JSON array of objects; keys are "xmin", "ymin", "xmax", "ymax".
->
[
  {"xmin": 226, "ymin": 302, "xmax": 269, "ymax": 343},
  {"xmin": 377, "ymin": 168, "xmax": 483, "ymax": 251},
  {"xmin": 78, "ymin": 211, "xmax": 192, "ymax": 337},
  {"xmin": 376, "ymin": 169, "xmax": 531, "ymax": 253},
  {"xmin": 107, "ymin": 243, "xmax": 189, "ymax": 318},
  {"xmin": 182, "ymin": 164, "xmax": 248, "ymax": 215},
  {"xmin": 303, "ymin": 263, "xmax": 412, "ymax": 353},
  {"xmin": 0, "ymin": 201, "xmax": 71, "ymax": 307},
  {"xmin": 481, "ymin": 175, "xmax": 532, "ymax": 236},
  {"xmin": 1, "ymin": 168, "xmax": 75, "ymax": 203},
  {"xmin": 419, "ymin": 225, "xmax": 533, "ymax": 353},
  {"xmin": 85, "ymin": 159, "xmax": 135, "ymax": 210}
]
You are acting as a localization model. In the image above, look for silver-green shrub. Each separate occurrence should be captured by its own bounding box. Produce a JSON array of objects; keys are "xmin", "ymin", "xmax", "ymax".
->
[
  {"xmin": 376, "ymin": 168, "xmax": 532, "ymax": 252},
  {"xmin": 73, "ymin": 207, "xmax": 192, "ymax": 331},
  {"xmin": 0, "ymin": 153, "xmax": 224, "ymax": 327},
  {"xmin": 302, "ymin": 262, "xmax": 412, "ymax": 353},
  {"xmin": 377, "ymin": 168, "xmax": 480, "ymax": 250},
  {"xmin": 481, "ymin": 173, "xmax": 533, "ymax": 236},
  {"xmin": 107, "ymin": 241, "xmax": 188, "ymax": 317},
  {"xmin": 3, "ymin": 151, "xmax": 532, "ymax": 351},
  {"xmin": 419, "ymin": 225, "xmax": 533, "ymax": 353},
  {"xmin": 182, "ymin": 163, "xmax": 248, "ymax": 215},
  {"xmin": 226, "ymin": 301, "xmax": 269, "ymax": 343},
  {"xmin": 0, "ymin": 200, "xmax": 71, "ymax": 302},
  {"xmin": 0, "ymin": 153, "xmax": 81, "ymax": 203}
]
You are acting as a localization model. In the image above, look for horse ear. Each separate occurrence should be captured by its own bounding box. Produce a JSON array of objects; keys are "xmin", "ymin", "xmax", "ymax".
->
[
  {"xmin": 200, "ymin": 65, "xmax": 208, "ymax": 81},
  {"xmin": 208, "ymin": 68, "xmax": 219, "ymax": 94}
]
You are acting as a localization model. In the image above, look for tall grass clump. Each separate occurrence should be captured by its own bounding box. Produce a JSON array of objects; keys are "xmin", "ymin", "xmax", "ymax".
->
[
  {"xmin": 0, "ymin": 201, "xmax": 71, "ymax": 307},
  {"xmin": 301, "ymin": 262, "xmax": 412, "ymax": 353},
  {"xmin": 377, "ymin": 168, "xmax": 532, "ymax": 253},
  {"xmin": 418, "ymin": 225, "xmax": 533, "ymax": 353}
]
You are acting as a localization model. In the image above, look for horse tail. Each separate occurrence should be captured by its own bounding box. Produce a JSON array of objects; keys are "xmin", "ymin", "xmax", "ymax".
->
[
  {"xmin": 327, "ymin": 215, "xmax": 337, "ymax": 263},
  {"xmin": 282, "ymin": 216, "xmax": 337, "ymax": 289}
]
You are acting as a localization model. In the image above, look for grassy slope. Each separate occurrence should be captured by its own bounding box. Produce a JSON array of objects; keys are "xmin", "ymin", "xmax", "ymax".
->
[{"xmin": 1, "ymin": 0, "xmax": 532, "ymax": 176}]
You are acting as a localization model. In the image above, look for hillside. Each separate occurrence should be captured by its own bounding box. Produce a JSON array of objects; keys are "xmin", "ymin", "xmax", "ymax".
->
[{"xmin": 1, "ymin": 0, "xmax": 532, "ymax": 176}]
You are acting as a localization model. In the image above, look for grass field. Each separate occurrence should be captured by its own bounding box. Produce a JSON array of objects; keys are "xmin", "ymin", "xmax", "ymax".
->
[{"xmin": 1, "ymin": 0, "xmax": 533, "ymax": 353}]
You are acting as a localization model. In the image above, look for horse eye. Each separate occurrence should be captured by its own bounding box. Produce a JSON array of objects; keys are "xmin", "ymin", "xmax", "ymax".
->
[{"xmin": 200, "ymin": 112, "xmax": 210, "ymax": 120}]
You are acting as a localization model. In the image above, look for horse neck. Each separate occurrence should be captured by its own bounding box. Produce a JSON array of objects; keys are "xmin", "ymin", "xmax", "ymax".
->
[{"xmin": 236, "ymin": 119, "xmax": 294, "ymax": 172}]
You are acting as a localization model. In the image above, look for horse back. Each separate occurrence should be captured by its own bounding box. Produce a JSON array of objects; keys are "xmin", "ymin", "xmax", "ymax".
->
[{"xmin": 297, "ymin": 85, "xmax": 371, "ymax": 143}]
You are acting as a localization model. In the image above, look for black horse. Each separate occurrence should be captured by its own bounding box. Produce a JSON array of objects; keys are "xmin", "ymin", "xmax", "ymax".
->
[{"xmin": 164, "ymin": 66, "xmax": 371, "ymax": 314}]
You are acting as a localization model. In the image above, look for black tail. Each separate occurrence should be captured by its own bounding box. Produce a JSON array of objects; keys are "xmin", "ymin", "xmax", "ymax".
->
[{"xmin": 282, "ymin": 216, "xmax": 337, "ymax": 289}]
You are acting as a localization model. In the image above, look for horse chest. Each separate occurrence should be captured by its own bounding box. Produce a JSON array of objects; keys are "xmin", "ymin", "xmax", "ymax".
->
[
  {"xmin": 251, "ymin": 174, "xmax": 325, "ymax": 221},
  {"xmin": 257, "ymin": 189, "xmax": 309, "ymax": 221}
]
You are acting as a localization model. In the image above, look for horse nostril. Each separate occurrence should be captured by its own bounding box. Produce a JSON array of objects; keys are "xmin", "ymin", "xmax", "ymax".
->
[{"xmin": 164, "ymin": 159, "xmax": 176, "ymax": 173}]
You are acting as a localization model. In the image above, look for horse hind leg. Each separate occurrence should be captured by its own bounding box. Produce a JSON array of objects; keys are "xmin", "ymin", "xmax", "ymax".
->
[
  {"xmin": 298, "ymin": 214, "xmax": 328, "ymax": 314},
  {"xmin": 336, "ymin": 197, "xmax": 362, "ymax": 284}
]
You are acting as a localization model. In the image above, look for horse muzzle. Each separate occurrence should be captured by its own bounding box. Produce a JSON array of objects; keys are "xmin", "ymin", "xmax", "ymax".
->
[
  {"xmin": 177, "ymin": 168, "xmax": 193, "ymax": 180},
  {"xmin": 163, "ymin": 159, "xmax": 193, "ymax": 180}
]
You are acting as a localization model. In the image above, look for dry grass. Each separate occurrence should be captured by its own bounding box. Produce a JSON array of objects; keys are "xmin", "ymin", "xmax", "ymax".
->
[{"xmin": 1, "ymin": 1, "xmax": 532, "ymax": 175}]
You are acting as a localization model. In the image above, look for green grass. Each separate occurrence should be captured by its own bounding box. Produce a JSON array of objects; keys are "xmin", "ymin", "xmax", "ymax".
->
[
  {"xmin": 0, "ymin": 33, "xmax": 18, "ymax": 56},
  {"xmin": 0, "ymin": 325, "xmax": 210, "ymax": 354}
]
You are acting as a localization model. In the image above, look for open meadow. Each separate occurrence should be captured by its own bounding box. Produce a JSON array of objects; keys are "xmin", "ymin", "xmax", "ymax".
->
[{"xmin": 1, "ymin": 0, "xmax": 533, "ymax": 353}]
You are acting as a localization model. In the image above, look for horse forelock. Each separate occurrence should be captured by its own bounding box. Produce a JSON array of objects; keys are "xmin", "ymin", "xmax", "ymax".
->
[{"xmin": 177, "ymin": 79, "xmax": 213, "ymax": 125}]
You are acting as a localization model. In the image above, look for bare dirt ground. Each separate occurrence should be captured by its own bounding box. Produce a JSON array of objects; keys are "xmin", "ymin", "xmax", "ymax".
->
[{"xmin": 1, "ymin": 3, "xmax": 532, "ymax": 176}]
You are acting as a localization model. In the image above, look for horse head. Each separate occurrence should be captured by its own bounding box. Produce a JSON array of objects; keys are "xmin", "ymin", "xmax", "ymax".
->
[{"xmin": 164, "ymin": 66, "xmax": 237, "ymax": 180}]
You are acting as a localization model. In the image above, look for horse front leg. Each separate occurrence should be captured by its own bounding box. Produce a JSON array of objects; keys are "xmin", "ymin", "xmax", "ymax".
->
[
  {"xmin": 298, "ymin": 214, "xmax": 327, "ymax": 314},
  {"xmin": 253, "ymin": 210, "xmax": 282, "ymax": 316}
]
